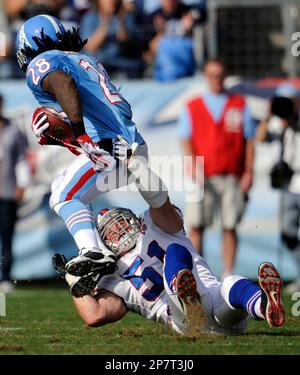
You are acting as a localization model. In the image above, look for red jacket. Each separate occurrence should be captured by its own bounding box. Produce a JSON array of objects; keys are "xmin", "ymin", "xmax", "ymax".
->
[{"xmin": 187, "ymin": 95, "xmax": 246, "ymax": 177}]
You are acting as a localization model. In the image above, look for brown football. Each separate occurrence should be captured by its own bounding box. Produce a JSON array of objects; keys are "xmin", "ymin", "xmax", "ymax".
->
[{"xmin": 35, "ymin": 107, "xmax": 77, "ymax": 145}]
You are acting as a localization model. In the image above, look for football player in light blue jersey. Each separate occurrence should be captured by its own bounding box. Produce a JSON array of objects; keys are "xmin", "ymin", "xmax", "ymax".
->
[
  {"xmin": 16, "ymin": 15, "xmax": 178, "ymax": 282},
  {"xmin": 26, "ymin": 49, "xmax": 143, "ymax": 146}
]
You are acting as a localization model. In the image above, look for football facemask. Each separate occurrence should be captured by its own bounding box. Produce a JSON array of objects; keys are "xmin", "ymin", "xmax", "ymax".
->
[{"xmin": 96, "ymin": 208, "xmax": 142, "ymax": 258}]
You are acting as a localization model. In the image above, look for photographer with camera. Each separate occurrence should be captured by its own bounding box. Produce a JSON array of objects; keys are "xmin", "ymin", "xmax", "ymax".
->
[{"xmin": 256, "ymin": 83, "xmax": 300, "ymax": 294}]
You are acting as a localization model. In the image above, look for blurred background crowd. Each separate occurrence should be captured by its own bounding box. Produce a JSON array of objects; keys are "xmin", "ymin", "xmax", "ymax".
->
[
  {"xmin": 1, "ymin": 0, "xmax": 300, "ymax": 294},
  {"xmin": 0, "ymin": 0, "xmax": 207, "ymax": 80}
]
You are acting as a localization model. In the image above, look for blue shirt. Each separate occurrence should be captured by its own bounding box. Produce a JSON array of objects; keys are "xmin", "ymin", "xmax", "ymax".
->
[
  {"xmin": 26, "ymin": 50, "xmax": 143, "ymax": 144},
  {"xmin": 80, "ymin": 11, "xmax": 136, "ymax": 62},
  {"xmin": 178, "ymin": 92, "xmax": 256, "ymax": 140}
]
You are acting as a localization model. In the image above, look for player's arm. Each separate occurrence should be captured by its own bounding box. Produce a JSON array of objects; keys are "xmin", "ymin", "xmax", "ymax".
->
[
  {"xmin": 73, "ymin": 290, "xmax": 128, "ymax": 327},
  {"xmin": 41, "ymin": 70, "xmax": 115, "ymax": 170},
  {"xmin": 150, "ymin": 199, "xmax": 183, "ymax": 234},
  {"xmin": 42, "ymin": 70, "xmax": 85, "ymax": 138},
  {"xmin": 240, "ymin": 105, "xmax": 255, "ymax": 193}
]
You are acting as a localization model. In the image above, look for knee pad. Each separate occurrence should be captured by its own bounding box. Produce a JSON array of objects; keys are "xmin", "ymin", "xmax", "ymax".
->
[
  {"xmin": 213, "ymin": 298, "xmax": 248, "ymax": 332},
  {"xmin": 212, "ymin": 287, "xmax": 248, "ymax": 333},
  {"xmin": 49, "ymin": 173, "xmax": 65, "ymax": 212},
  {"xmin": 49, "ymin": 197, "xmax": 68, "ymax": 215}
]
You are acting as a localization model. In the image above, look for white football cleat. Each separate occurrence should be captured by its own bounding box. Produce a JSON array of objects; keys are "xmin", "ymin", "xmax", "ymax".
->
[
  {"xmin": 66, "ymin": 248, "xmax": 117, "ymax": 277},
  {"xmin": 258, "ymin": 262, "xmax": 285, "ymax": 327},
  {"xmin": 173, "ymin": 269, "xmax": 205, "ymax": 333}
]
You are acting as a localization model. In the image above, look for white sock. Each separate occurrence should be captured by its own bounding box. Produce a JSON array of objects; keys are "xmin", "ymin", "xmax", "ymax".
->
[
  {"xmin": 74, "ymin": 229, "xmax": 100, "ymax": 254},
  {"xmin": 253, "ymin": 296, "xmax": 264, "ymax": 320}
]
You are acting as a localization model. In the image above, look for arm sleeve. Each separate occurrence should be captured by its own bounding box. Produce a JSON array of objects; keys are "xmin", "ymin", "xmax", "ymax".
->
[
  {"xmin": 178, "ymin": 107, "xmax": 192, "ymax": 139},
  {"xmin": 243, "ymin": 105, "xmax": 256, "ymax": 140},
  {"xmin": 97, "ymin": 274, "xmax": 130, "ymax": 308}
]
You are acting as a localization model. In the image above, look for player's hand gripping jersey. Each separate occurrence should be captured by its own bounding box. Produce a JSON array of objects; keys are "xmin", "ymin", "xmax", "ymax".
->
[{"xmin": 26, "ymin": 50, "xmax": 144, "ymax": 145}]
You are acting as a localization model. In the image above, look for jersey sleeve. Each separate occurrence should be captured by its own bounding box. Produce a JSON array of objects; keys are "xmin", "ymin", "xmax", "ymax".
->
[
  {"xmin": 97, "ymin": 274, "xmax": 130, "ymax": 307},
  {"xmin": 26, "ymin": 52, "xmax": 79, "ymax": 97}
]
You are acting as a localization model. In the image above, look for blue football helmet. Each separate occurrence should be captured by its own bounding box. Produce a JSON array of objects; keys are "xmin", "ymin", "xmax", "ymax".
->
[{"xmin": 16, "ymin": 14, "xmax": 66, "ymax": 72}]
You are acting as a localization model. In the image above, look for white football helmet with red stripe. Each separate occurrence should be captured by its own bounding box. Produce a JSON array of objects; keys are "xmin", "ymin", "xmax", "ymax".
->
[{"xmin": 96, "ymin": 208, "xmax": 142, "ymax": 258}]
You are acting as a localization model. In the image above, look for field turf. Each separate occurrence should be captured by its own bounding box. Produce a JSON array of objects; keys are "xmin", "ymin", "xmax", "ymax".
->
[{"xmin": 0, "ymin": 286, "xmax": 300, "ymax": 355}]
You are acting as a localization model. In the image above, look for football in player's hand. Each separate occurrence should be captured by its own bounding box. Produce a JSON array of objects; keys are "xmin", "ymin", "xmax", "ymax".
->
[{"xmin": 35, "ymin": 107, "xmax": 77, "ymax": 145}]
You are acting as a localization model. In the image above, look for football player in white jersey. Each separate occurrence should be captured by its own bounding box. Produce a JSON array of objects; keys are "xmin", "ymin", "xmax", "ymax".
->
[{"xmin": 53, "ymin": 204, "xmax": 285, "ymax": 335}]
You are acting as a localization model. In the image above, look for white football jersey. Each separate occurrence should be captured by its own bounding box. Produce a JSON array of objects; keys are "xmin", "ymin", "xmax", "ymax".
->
[{"xmin": 97, "ymin": 210, "xmax": 221, "ymax": 328}]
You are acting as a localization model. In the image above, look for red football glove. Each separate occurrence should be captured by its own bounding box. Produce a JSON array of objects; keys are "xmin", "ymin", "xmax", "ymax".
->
[
  {"xmin": 31, "ymin": 109, "xmax": 49, "ymax": 145},
  {"xmin": 76, "ymin": 134, "xmax": 116, "ymax": 171}
]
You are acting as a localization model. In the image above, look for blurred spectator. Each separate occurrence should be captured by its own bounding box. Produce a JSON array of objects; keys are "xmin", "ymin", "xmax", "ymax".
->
[
  {"xmin": 80, "ymin": 0, "xmax": 144, "ymax": 77},
  {"xmin": 147, "ymin": 0, "xmax": 197, "ymax": 81},
  {"xmin": 60, "ymin": 0, "xmax": 91, "ymax": 24},
  {"xmin": 138, "ymin": 0, "xmax": 160, "ymax": 14},
  {"xmin": 178, "ymin": 59, "xmax": 256, "ymax": 278},
  {"xmin": 0, "ymin": 93, "xmax": 30, "ymax": 293},
  {"xmin": 256, "ymin": 83, "xmax": 300, "ymax": 294},
  {"xmin": 0, "ymin": 0, "xmax": 13, "ymax": 78},
  {"xmin": 119, "ymin": 1, "xmax": 158, "ymax": 63},
  {"xmin": 3, "ymin": 0, "xmax": 70, "ymax": 78},
  {"xmin": 4, "ymin": 0, "xmax": 66, "ymax": 19}
]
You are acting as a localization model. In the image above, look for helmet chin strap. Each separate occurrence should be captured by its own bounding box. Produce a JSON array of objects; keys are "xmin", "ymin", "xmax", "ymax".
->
[{"xmin": 16, "ymin": 50, "xmax": 29, "ymax": 72}]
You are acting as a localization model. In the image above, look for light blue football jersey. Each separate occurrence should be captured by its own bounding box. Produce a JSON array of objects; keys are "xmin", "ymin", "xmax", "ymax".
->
[{"xmin": 26, "ymin": 50, "xmax": 143, "ymax": 144}]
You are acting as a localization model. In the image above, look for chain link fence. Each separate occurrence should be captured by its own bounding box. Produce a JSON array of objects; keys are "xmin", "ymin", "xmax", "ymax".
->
[{"xmin": 207, "ymin": 0, "xmax": 300, "ymax": 78}]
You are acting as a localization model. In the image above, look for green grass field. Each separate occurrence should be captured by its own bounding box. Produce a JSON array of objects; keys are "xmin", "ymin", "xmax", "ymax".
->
[{"xmin": 0, "ymin": 286, "xmax": 300, "ymax": 355}]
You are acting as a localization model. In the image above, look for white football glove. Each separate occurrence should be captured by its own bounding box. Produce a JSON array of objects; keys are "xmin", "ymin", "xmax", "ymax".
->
[
  {"xmin": 113, "ymin": 135, "xmax": 138, "ymax": 163},
  {"xmin": 31, "ymin": 109, "xmax": 49, "ymax": 145},
  {"xmin": 76, "ymin": 134, "xmax": 116, "ymax": 172}
]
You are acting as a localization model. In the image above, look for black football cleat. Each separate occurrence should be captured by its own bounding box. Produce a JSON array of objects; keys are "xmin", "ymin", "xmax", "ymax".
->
[
  {"xmin": 65, "ymin": 248, "xmax": 117, "ymax": 277},
  {"xmin": 52, "ymin": 253, "xmax": 102, "ymax": 297}
]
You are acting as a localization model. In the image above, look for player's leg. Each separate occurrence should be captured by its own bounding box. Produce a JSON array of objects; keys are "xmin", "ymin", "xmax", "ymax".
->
[
  {"xmin": 163, "ymin": 243, "xmax": 207, "ymax": 334},
  {"xmin": 0, "ymin": 200, "xmax": 17, "ymax": 291},
  {"xmin": 220, "ymin": 175, "xmax": 247, "ymax": 278},
  {"xmin": 218, "ymin": 262, "xmax": 285, "ymax": 328},
  {"xmin": 184, "ymin": 179, "xmax": 215, "ymax": 254},
  {"xmin": 280, "ymin": 191, "xmax": 300, "ymax": 294},
  {"xmin": 49, "ymin": 154, "xmax": 118, "ymax": 276}
]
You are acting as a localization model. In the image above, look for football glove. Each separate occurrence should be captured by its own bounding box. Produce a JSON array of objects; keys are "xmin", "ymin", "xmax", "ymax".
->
[
  {"xmin": 113, "ymin": 135, "xmax": 139, "ymax": 164},
  {"xmin": 31, "ymin": 109, "xmax": 49, "ymax": 145},
  {"xmin": 76, "ymin": 134, "xmax": 116, "ymax": 172},
  {"xmin": 52, "ymin": 253, "xmax": 68, "ymax": 278}
]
